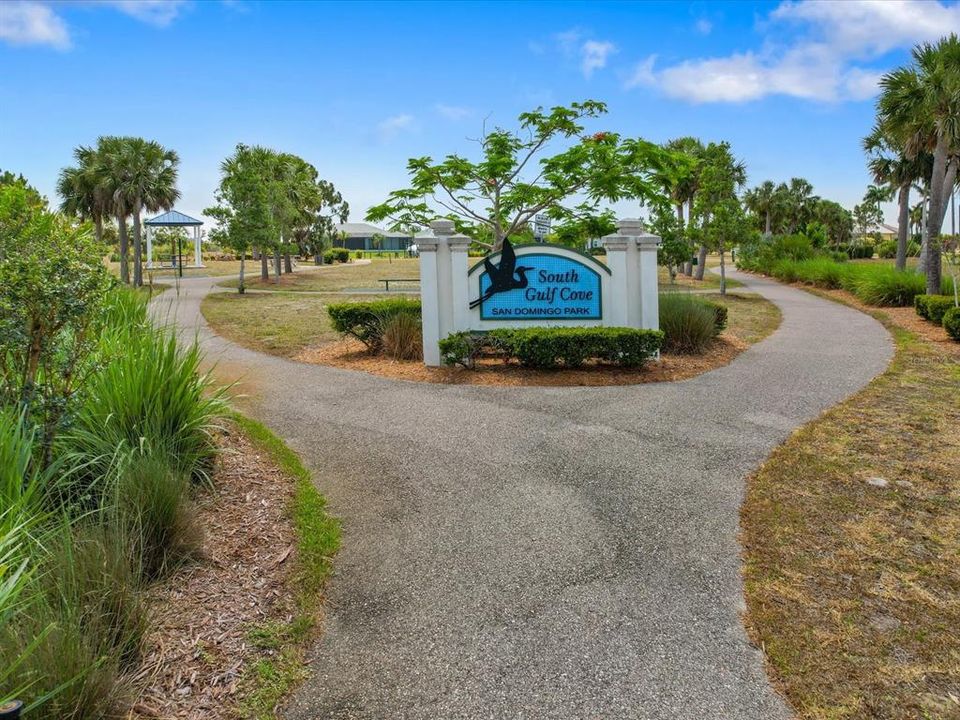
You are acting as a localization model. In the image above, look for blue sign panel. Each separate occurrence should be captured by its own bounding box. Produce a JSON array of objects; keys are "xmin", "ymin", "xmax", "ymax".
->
[{"xmin": 478, "ymin": 252, "xmax": 602, "ymax": 320}]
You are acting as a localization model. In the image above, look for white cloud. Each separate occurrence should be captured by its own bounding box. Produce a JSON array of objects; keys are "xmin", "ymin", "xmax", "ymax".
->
[
  {"xmin": 376, "ymin": 113, "xmax": 415, "ymax": 141},
  {"xmin": 435, "ymin": 103, "xmax": 471, "ymax": 121},
  {"xmin": 627, "ymin": 0, "xmax": 960, "ymax": 103},
  {"xmin": 581, "ymin": 39, "xmax": 616, "ymax": 78},
  {"xmin": 98, "ymin": 1, "xmax": 188, "ymax": 27},
  {"xmin": 694, "ymin": 18, "xmax": 712, "ymax": 35},
  {"xmin": 0, "ymin": 1, "xmax": 70, "ymax": 49},
  {"xmin": 624, "ymin": 55, "xmax": 658, "ymax": 89}
]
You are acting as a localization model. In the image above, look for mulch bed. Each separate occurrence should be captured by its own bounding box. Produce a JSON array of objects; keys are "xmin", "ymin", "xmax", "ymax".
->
[
  {"xmin": 294, "ymin": 335, "xmax": 750, "ymax": 386},
  {"xmin": 127, "ymin": 424, "xmax": 300, "ymax": 719}
]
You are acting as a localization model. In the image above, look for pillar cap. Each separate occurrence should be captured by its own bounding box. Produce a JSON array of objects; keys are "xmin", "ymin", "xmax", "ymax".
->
[
  {"xmin": 618, "ymin": 218, "xmax": 645, "ymax": 236},
  {"xmin": 430, "ymin": 219, "xmax": 455, "ymax": 236},
  {"xmin": 448, "ymin": 233, "xmax": 472, "ymax": 250}
]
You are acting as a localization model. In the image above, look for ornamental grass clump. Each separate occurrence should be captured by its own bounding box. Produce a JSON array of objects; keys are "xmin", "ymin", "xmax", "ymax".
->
[
  {"xmin": 379, "ymin": 312, "xmax": 423, "ymax": 361},
  {"xmin": 658, "ymin": 293, "xmax": 717, "ymax": 354}
]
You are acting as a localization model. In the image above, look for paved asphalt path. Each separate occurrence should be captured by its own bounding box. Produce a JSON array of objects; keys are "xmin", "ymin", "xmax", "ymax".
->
[{"xmin": 154, "ymin": 270, "xmax": 892, "ymax": 719}]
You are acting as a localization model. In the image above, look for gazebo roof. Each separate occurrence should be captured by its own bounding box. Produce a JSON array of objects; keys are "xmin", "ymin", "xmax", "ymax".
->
[{"xmin": 145, "ymin": 210, "xmax": 203, "ymax": 227}]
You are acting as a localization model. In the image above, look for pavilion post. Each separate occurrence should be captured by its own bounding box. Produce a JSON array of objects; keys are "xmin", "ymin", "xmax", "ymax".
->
[
  {"xmin": 146, "ymin": 225, "xmax": 154, "ymax": 268},
  {"xmin": 193, "ymin": 227, "xmax": 203, "ymax": 268}
]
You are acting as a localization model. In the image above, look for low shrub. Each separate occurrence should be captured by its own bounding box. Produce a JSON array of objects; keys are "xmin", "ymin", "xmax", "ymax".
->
[
  {"xmin": 588, "ymin": 246, "xmax": 607, "ymax": 256},
  {"xmin": 708, "ymin": 301, "xmax": 728, "ymax": 335},
  {"xmin": 379, "ymin": 312, "xmax": 423, "ymax": 361},
  {"xmin": 847, "ymin": 243, "xmax": 875, "ymax": 259},
  {"xmin": 847, "ymin": 266, "xmax": 926, "ymax": 306},
  {"xmin": 322, "ymin": 248, "xmax": 350, "ymax": 264},
  {"xmin": 877, "ymin": 240, "xmax": 897, "ymax": 259},
  {"xmin": 914, "ymin": 294, "xmax": 957, "ymax": 325},
  {"xmin": 62, "ymin": 322, "xmax": 225, "ymax": 493},
  {"xmin": 439, "ymin": 327, "xmax": 663, "ymax": 369},
  {"xmin": 327, "ymin": 298, "xmax": 422, "ymax": 352},
  {"xmin": 943, "ymin": 306, "xmax": 960, "ymax": 341},
  {"xmin": 658, "ymin": 293, "xmax": 717, "ymax": 354},
  {"xmin": 112, "ymin": 455, "xmax": 201, "ymax": 581}
]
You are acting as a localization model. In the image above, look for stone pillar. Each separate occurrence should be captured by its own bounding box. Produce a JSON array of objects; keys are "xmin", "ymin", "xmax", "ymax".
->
[
  {"xmin": 431, "ymin": 220, "xmax": 455, "ymax": 342},
  {"xmin": 146, "ymin": 225, "xmax": 154, "ymax": 268},
  {"xmin": 418, "ymin": 226, "xmax": 441, "ymax": 366},
  {"xmin": 637, "ymin": 232, "xmax": 661, "ymax": 331},
  {"xmin": 602, "ymin": 230, "xmax": 630, "ymax": 327},
  {"xmin": 448, "ymin": 233, "xmax": 472, "ymax": 333}
]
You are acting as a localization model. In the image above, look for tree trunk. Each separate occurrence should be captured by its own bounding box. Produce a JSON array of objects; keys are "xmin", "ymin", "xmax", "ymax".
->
[
  {"xmin": 253, "ymin": 247, "xmax": 260, "ymax": 261},
  {"xmin": 764, "ymin": 211, "xmax": 771, "ymax": 236},
  {"xmin": 694, "ymin": 245, "xmax": 708, "ymax": 280},
  {"xmin": 896, "ymin": 182, "xmax": 910, "ymax": 271},
  {"xmin": 284, "ymin": 251, "xmax": 293, "ymax": 274},
  {"xmin": 94, "ymin": 214, "xmax": 103, "ymax": 245},
  {"xmin": 719, "ymin": 247, "xmax": 726, "ymax": 296},
  {"xmin": 273, "ymin": 248, "xmax": 281, "ymax": 282},
  {"xmin": 116, "ymin": 209, "xmax": 129, "ymax": 284},
  {"xmin": 238, "ymin": 255, "xmax": 246, "ymax": 294},
  {"xmin": 260, "ymin": 249, "xmax": 269, "ymax": 280},
  {"xmin": 925, "ymin": 134, "xmax": 950, "ymax": 295},
  {"xmin": 132, "ymin": 201, "xmax": 143, "ymax": 287}
]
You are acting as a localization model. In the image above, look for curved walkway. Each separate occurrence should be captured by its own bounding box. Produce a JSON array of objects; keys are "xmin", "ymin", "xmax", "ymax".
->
[{"xmin": 153, "ymin": 271, "xmax": 892, "ymax": 719}]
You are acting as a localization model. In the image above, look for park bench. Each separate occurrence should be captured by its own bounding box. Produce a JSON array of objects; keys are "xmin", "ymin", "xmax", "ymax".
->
[{"xmin": 378, "ymin": 278, "xmax": 420, "ymax": 292}]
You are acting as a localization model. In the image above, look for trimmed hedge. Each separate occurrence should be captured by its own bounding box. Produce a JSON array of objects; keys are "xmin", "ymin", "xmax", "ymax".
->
[
  {"xmin": 914, "ymin": 294, "xmax": 957, "ymax": 325},
  {"xmin": 943, "ymin": 306, "xmax": 960, "ymax": 341},
  {"xmin": 327, "ymin": 298, "xmax": 421, "ymax": 350},
  {"xmin": 439, "ymin": 327, "xmax": 663, "ymax": 369},
  {"xmin": 847, "ymin": 243, "xmax": 875, "ymax": 259},
  {"xmin": 322, "ymin": 248, "xmax": 350, "ymax": 264}
]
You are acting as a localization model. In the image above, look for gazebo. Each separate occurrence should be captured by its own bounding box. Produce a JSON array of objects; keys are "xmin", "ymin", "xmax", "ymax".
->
[{"xmin": 145, "ymin": 210, "xmax": 205, "ymax": 270}]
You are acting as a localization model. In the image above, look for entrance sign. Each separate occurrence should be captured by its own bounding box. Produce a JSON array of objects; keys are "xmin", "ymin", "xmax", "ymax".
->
[
  {"xmin": 418, "ymin": 219, "xmax": 660, "ymax": 366},
  {"xmin": 473, "ymin": 246, "xmax": 604, "ymax": 320}
]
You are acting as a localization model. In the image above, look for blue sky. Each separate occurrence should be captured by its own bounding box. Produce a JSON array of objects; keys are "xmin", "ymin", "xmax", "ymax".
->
[{"xmin": 2, "ymin": 0, "xmax": 959, "ymax": 226}]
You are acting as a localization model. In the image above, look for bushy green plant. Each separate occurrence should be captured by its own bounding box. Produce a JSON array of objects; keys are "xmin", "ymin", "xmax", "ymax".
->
[
  {"xmin": 708, "ymin": 301, "xmax": 728, "ymax": 335},
  {"xmin": 112, "ymin": 455, "xmax": 200, "ymax": 581},
  {"xmin": 877, "ymin": 240, "xmax": 898, "ymax": 259},
  {"xmin": 914, "ymin": 294, "xmax": 957, "ymax": 325},
  {"xmin": 322, "ymin": 248, "xmax": 350, "ymax": 264},
  {"xmin": 1, "ymin": 520, "xmax": 147, "ymax": 720},
  {"xmin": 327, "ymin": 298, "xmax": 422, "ymax": 351},
  {"xmin": 658, "ymin": 294, "xmax": 718, "ymax": 354},
  {"xmin": 943, "ymin": 306, "xmax": 960, "ymax": 341},
  {"xmin": 846, "ymin": 242, "xmax": 875, "ymax": 259},
  {"xmin": 846, "ymin": 266, "xmax": 927, "ymax": 306},
  {"xmin": 62, "ymin": 320, "xmax": 225, "ymax": 495}
]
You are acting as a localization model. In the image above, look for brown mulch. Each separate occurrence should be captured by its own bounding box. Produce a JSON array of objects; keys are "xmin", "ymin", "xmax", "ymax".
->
[
  {"xmin": 126, "ymin": 424, "xmax": 299, "ymax": 720},
  {"xmin": 293, "ymin": 335, "xmax": 750, "ymax": 387}
]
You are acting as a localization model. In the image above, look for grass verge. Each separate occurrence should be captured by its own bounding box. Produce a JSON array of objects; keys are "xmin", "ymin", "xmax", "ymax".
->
[
  {"xmin": 741, "ymin": 295, "xmax": 960, "ymax": 720},
  {"xmin": 227, "ymin": 411, "xmax": 340, "ymax": 719}
]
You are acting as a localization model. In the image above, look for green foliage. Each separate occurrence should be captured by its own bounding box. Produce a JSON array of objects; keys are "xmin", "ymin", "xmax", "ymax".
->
[
  {"xmin": 943, "ymin": 306, "xmax": 960, "ymax": 341},
  {"xmin": 709, "ymin": 301, "xmax": 728, "ymax": 334},
  {"xmin": 0, "ymin": 185, "xmax": 111, "ymax": 458},
  {"xmin": 62, "ymin": 316, "xmax": 225, "ymax": 494},
  {"xmin": 846, "ymin": 241, "xmax": 875, "ymax": 259},
  {"xmin": 877, "ymin": 240, "xmax": 898, "ymax": 259},
  {"xmin": 845, "ymin": 265, "xmax": 927, "ymax": 306},
  {"xmin": 366, "ymin": 100, "xmax": 675, "ymax": 248},
  {"xmin": 649, "ymin": 204, "xmax": 689, "ymax": 271},
  {"xmin": 549, "ymin": 212, "xmax": 617, "ymax": 250},
  {"xmin": 322, "ymin": 248, "xmax": 350, "ymax": 264},
  {"xmin": 439, "ymin": 327, "xmax": 663, "ymax": 369},
  {"xmin": 327, "ymin": 298, "xmax": 422, "ymax": 351},
  {"xmin": 658, "ymin": 294, "xmax": 718, "ymax": 354},
  {"xmin": 914, "ymin": 294, "xmax": 957, "ymax": 325}
]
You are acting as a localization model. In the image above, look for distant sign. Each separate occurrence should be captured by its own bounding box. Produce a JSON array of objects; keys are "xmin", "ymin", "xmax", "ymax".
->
[
  {"xmin": 533, "ymin": 214, "xmax": 551, "ymax": 241},
  {"xmin": 476, "ymin": 250, "xmax": 601, "ymax": 320}
]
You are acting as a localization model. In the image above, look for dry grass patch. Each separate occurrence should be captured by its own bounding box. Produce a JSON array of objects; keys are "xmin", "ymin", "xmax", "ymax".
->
[
  {"xmin": 219, "ymin": 257, "xmax": 419, "ymax": 292},
  {"xmin": 742, "ymin": 301, "xmax": 960, "ymax": 719}
]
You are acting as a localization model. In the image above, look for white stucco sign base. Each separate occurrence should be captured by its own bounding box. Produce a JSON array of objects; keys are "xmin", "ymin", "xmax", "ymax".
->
[{"xmin": 418, "ymin": 218, "xmax": 661, "ymax": 366}]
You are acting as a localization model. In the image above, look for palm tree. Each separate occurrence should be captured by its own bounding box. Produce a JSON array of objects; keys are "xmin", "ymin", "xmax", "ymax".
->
[
  {"xmin": 744, "ymin": 180, "xmax": 777, "ymax": 235},
  {"xmin": 92, "ymin": 136, "xmax": 180, "ymax": 286},
  {"xmin": 876, "ymin": 33, "xmax": 960, "ymax": 294},
  {"xmin": 660, "ymin": 137, "xmax": 704, "ymax": 275},
  {"xmin": 57, "ymin": 145, "xmax": 111, "ymax": 245}
]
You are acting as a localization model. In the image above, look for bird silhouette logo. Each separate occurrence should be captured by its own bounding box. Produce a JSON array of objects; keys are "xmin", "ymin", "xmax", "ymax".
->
[{"xmin": 469, "ymin": 238, "xmax": 534, "ymax": 309}]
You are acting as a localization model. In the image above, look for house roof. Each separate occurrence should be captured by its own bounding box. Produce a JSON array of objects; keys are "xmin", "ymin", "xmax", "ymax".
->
[
  {"xmin": 145, "ymin": 210, "xmax": 203, "ymax": 227},
  {"xmin": 867, "ymin": 222, "xmax": 898, "ymax": 234},
  {"xmin": 335, "ymin": 222, "xmax": 410, "ymax": 238}
]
